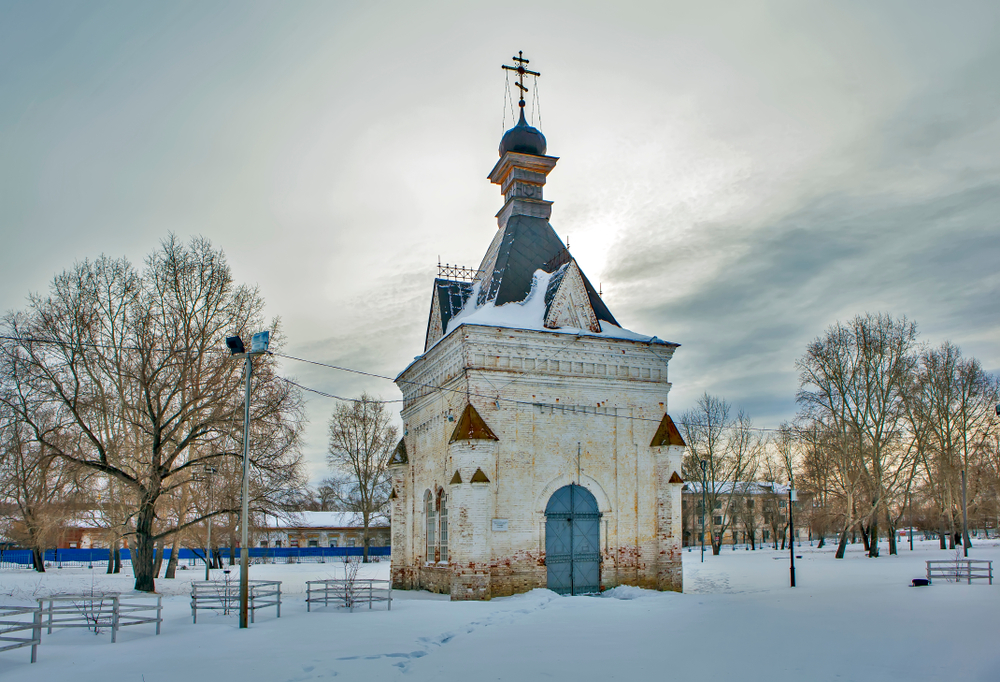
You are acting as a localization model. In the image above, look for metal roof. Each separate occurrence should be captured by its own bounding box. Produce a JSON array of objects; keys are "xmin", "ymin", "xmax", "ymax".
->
[
  {"xmin": 476, "ymin": 214, "xmax": 619, "ymax": 326},
  {"xmin": 449, "ymin": 403, "xmax": 500, "ymax": 443},
  {"xmin": 434, "ymin": 278, "xmax": 474, "ymax": 333}
]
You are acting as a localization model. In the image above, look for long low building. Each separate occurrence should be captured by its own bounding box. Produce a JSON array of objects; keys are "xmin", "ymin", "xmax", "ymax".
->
[
  {"xmin": 260, "ymin": 511, "xmax": 389, "ymax": 549},
  {"xmin": 42, "ymin": 510, "xmax": 389, "ymax": 550}
]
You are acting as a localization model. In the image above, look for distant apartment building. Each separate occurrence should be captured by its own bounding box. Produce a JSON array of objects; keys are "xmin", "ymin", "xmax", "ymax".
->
[
  {"xmin": 681, "ymin": 482, "xmax": 806, "ymax": 548},
  {"xmin": 259, "ymin": 511, "xmax": 389, "ymax": 549}
]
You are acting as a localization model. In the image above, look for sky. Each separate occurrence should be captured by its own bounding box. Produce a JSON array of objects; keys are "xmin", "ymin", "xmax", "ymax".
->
[{"xmin": 2, "ymin": 1, "xmax": 998, "ymax": 484}]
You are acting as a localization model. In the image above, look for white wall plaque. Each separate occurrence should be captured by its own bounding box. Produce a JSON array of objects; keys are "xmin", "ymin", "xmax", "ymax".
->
[{"xmin": 491, "ymin": 519, "xmax": 509, "ymax": 532}]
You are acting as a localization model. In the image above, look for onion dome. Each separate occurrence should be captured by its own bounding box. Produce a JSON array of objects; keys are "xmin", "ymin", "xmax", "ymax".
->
[{"xmin": 499, "ymin": 108, "xmax": 547, "ymax": 157}]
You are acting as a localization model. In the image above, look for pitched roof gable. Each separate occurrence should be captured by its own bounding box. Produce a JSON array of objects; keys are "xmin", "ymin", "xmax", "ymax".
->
[
  {"xmin": 472, "ymin": 215, "xmax": 617, "ymax": 326},
  {"xmin": 389, "ymin": 438, "xmax": 408, "ymax": 465},
  {"xmin": 448, "ymin": 403, "xmax": 500, "ymax": 443},
  {"xmin": 543, "ymin": 260, "xmax": 600, "ymax": 332},
  {"xmin": 425, "ymin": 278, "xmax": 474, "ymax": 351},
  {"xmin": 650, "ymin": 413, "xmax": 687, "ymax": 447}
]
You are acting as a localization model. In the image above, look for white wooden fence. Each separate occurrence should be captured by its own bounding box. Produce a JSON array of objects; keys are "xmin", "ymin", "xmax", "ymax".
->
[
  {"xmin": 306, "ymin": 578, "xmax": 392, "ymax": 612},
  {"xmin": 0, "ymin": 605, "xmax": 42, "ymax": 663},
  {"xmin": 925, "ymin": 559, "xmax": 993, "ymax": 584},
  {"xmin": 190, "ymin": 579, "xmax": 282, "ymax": 623},
  {"xmin": 36, "ymin": 593, "xmax": 162, "ymax": 643}
]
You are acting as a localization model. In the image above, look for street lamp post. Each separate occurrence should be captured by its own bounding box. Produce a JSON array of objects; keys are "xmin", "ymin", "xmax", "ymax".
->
[
  {"xmin": 788, "ymin": 480, "xmax": 796, "ymax": 588},
  {"xmin": 203, "ymin": 465, "xmax": 217, "ymax": 581},
  {"xmin": 961, "ymin": 469, "xmax": 969, "ymax": 558},
  {"xmin": 225, "ymin": 331, "xmax": 271, "ymax": 629},
  {"xmin": 699, "ymin": 459, "xmax": 707, "ymax": 563}
]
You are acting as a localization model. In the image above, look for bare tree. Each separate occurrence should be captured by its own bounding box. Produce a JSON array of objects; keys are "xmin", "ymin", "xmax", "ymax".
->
[
  {"xmin": 326, "ymin": 393, "xmax": 397, "ymax": 563},
  {"xmin": 904, "ymin": 342, "xmax": 999, "ymax": 551},
  {"xmin": 796, "ymin": 313, "xmax": 918, "ymax": 558},
  {"xmin": 0, "ymin": 236, "xmax": 304, "ymax": 591},
  {"xmin": 681, "ymin": 394, "xmax": 762, "ymax": 555},
  {"xmin": 798, "ymin": 424, "xmax": 838, "ymax": 547},
  {"xmin": 0, "ymin": 406, "xmax": 81, "ymax": 571}
]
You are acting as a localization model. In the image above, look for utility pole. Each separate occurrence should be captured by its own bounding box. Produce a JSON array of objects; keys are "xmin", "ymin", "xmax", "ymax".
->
[
  {"xmin": 788, "ymin": 480, "xmax": 796, "ymax": 588},
  {"xmin": 961, "ymin": 469, "xmax": 969, "ymax": 558},
  {"xmin": 700, "ymin": 460, "xmax": 707, "ymax": 563},
  {"xmin": 225, "ymin": 331, "xmax": 271, "ymax": 630},
  {"xmin": 204, "ymin": 465, "xmax": 217, "ymax": 581}
]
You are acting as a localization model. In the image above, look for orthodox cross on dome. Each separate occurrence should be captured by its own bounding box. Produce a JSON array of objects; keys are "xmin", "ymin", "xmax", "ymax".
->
[{"xmin": 501, "ymin": 51, "xmax": 540, "ymax": 110}]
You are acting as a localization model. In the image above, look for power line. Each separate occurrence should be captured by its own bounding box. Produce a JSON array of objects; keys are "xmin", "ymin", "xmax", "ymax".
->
[
  {"xmin": 274, "ymin": 352, "xmax": 783, "ymax": 433},
  {"xmin": 0, "ymin": 332, "xmax": 783, "ymax": 432},
  {"xmin": 280, "ymin": 377, "xmax": 403, "ymax": 404}
]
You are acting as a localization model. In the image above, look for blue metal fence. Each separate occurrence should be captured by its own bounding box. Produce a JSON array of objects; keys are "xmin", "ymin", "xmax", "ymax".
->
[{"xmin": 0, "ymin": 546, "xmax": 390, "ymax": 569}]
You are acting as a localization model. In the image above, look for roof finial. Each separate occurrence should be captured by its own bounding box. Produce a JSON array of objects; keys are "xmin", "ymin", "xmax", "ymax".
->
[{"xmin": 502, "ymin": 51, "xmax": 540, "ymax": 113}]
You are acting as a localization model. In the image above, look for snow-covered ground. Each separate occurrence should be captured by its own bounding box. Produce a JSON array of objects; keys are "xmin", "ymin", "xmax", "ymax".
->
[{"xmin": 2, "ymin": 540, "xmax": 998, "ymax": 681}]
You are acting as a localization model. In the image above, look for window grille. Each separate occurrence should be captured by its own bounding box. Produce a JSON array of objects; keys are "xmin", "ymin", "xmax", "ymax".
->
[
  {"xmin": 438, "ymin": 491, "xmax": 448, "ymax": 563},
  {"xmin": 425, "ymin": 491, "xmax": 435, "ymax": 561}
]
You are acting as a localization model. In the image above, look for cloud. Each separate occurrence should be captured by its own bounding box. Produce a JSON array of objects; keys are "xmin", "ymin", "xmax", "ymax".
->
[{"xmin": 3, "ymin": 1, "xmax": 998, "ymax": 483}]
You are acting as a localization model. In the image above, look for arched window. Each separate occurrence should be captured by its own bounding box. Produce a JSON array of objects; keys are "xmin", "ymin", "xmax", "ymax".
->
[
  {"xmin": 437, "ymin": 489, "xmax": 448, "ymax": 563},
  {"xmin": 424, "ymin": 490, "xmax": 435, "ymax": 562}
]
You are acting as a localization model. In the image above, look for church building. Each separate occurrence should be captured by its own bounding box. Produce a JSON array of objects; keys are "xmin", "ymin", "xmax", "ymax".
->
[{"xmin": 389, "ymin": 54, "xmax": 686, "ymax": 600}]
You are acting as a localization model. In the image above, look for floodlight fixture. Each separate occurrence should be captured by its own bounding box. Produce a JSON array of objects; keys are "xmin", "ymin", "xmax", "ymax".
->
[
  {"xmin": 226, "ymin": 335, "xmax": 245, "ymax": 355},
  {"xmin": 250, "ymin": 330, "xmax": 270, "ymax": 355}
]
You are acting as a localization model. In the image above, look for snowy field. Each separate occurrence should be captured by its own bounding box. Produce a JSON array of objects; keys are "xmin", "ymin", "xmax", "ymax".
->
[{"xmin": 1, "ymin": 540, "xmax": 998, "ymax": 682}]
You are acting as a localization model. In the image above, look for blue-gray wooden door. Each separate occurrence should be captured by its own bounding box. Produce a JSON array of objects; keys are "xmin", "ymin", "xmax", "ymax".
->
[{"xmin": 545, "ymin": 484, "xmax": 602, "ymax": 595}]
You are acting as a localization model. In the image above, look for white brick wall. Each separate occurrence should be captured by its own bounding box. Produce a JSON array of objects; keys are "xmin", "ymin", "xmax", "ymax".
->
[{"xmin": 391, "ymin": 324, "xmax": 683, "ymax": 599}]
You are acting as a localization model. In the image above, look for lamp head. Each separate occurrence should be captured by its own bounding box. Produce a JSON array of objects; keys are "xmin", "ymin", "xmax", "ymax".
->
[
  {"xmin": 226, "ymin": 335, "xmax": 245, "ymax": 355},
  {"xmin": 699, "ymin": 459, "xmax": 707, "ymax": 472},
  {"xmin": 250, "ymin": 330, "xmax": 270, "ymax": 354}
]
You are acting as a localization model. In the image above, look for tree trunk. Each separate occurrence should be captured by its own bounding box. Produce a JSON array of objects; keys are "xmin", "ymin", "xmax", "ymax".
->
[
  {"xmin": 939, "ymin": 518, "xmax": 947, "ymax": 549},
  {"xmin": 887, "ymin": 513, "xmax": 897, "ymax": 556},
  {"xmin": 860, "ymin": 525, "xmax": 870, "ymax": 553},
  {"xmin": 817, "ymin": 536, "xmax": 825, "ymax": 548},
  {"xmin": 164, "ymin": 532, "xmax": 182, "ymax": 579},
  {"xmin": 31, "ymin": 547, "xmax": 45, "ymax": 572},
  {"xmin": 362, "ymin": 522, "xmax": 370, "ymax": 564},
  {"xmin": 113, "ymin": 544, "xmax": 121, "ymax": 573},
  {"xmin": 945, "ymin": 495, "xmax": 957, "ymax": 549},
  {"xmin": 107, "ymin": 540, "xmax": 116, "ymax": 575},
  {"xmin": 132, "ymin": 504, "xmax": 158, "ymax": 592},
  {"xmin": 835, "ymin": 528, "xmax": 849, "ymax": 559},
  {"xmin": 868, "ymin": 519, "xmax": 879, "ymax": 558}
]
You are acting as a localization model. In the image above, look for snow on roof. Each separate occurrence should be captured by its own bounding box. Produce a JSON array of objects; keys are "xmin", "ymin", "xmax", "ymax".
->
[
  {"xmin": 439, "ymin": 269, "xmax": 673, "ymax": 343},
  {"xmin": 684, "ymin": 481, "xmax": 790, "ymax": 495},
  {"xmin": 396, "ymin": 266, "xmax": 678, "ymax": 381},
  {"xmin": 264, "ymin": 511, "xmax": 387, "ymax": 529}
]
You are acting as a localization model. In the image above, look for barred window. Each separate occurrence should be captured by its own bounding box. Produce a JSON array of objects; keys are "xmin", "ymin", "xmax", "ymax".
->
[
  {"xmin": 425, "ymin": 490, "xmax": 435, "ymax": 562},
  {"xmin": 437, "ymin": 489, "xmax": 448, "ymax": 563}
]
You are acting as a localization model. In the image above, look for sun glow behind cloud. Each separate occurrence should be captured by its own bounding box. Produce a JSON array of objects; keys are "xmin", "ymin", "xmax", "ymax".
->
[{"xmin": 2, "ymin": 1, "xmax": 997, "ymax": 483}]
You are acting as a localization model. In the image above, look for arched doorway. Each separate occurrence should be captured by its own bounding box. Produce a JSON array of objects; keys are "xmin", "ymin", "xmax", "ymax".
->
[{"xmin": 545, "ymin": 484, "xmax": 602, "ymax": 595}]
